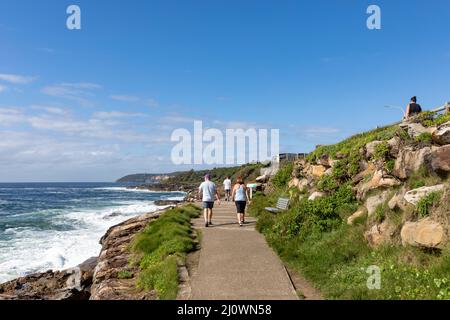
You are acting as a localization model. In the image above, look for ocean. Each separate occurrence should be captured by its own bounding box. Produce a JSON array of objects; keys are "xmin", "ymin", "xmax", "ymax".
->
[{"xmin": 0, "ymin": 182, "xmax": 185, "ymax": 284}]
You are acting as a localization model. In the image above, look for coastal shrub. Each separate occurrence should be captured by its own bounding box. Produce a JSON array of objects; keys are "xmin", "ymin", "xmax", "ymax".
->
[
  {"xmin": 373, "ymin": 141, "xmax": 390, "ymax": 161},
  {"xmin": 419, "ymin": 111, "xmax": 450, "ymax": 127},
  {"xmin": 385, "ymin": 159, "xmax": 395, "ymax": 174},
  {"xmin": 271, "ymin": 162, "xmax": 294, "ymax": 189},
  {"xmin": 131, "ymin": 204, "xmax": 200, "ymax": 299},
  {"xmin": 118, "ymin": 270, "xmax": 134, "ymax": 279},
  {"xmin": 416, "ymin": 192, "xmax": 442, "ymax": 217},
  {"xmin": 317, "ymin": 174, "xmax": 339, "ymax": 193},
  {"xmin": 415, "ymin": 132, "xmax": 433, "ymax": 144},
  {"xmin": 307, "ymin": 125, "xmax": 397, "ymax": 164}
]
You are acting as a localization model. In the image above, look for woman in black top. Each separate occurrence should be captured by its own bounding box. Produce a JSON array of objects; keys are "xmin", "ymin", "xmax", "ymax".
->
[{"xmin": 405, "ymin": 96, "xmax": 422, "ymax": 120}]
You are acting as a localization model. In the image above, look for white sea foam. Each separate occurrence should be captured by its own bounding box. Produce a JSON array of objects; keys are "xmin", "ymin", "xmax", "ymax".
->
[{"xmin": 0, "ymin": 200, "xmax": 163, "ymax": 284}]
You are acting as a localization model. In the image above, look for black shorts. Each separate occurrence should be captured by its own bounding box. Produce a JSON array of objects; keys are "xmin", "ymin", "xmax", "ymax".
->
[
  {"xmin": 235, "ymin": 201, "xmax": 247, "ymax": 214},
  {"xmin": 203, "ymin": 201, "xmax": 214, "ymax": 209}
]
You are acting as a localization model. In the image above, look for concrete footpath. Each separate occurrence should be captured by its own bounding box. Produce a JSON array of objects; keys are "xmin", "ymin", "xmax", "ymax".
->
[{"xmin": 190, "ymin": 201, "xmax": 298, "ymax": 300}]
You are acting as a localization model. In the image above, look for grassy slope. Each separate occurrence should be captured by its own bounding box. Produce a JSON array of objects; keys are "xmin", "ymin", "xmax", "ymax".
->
[
  {"xmin": 249, "ymin": 122, "xmax": 450, "ymax": 300},
  {"xmin": 130, "ymin": 204, "xmax": 201, "ymax": 300}
]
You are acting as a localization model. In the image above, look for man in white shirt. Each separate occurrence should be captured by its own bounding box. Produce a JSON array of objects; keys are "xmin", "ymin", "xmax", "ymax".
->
[
  {"xmin": 223, "ymin": 177, "xmax": 232, "ymax": 201},
  {"xmin": 198, "ymin": 174, "xmax": 221, "ymax": 227}
]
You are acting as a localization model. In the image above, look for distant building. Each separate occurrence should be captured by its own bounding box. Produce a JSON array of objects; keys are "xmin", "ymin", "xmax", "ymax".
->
[{"xmin": 276, "ymin": 153, "xmax": 308, "ymax": 162}]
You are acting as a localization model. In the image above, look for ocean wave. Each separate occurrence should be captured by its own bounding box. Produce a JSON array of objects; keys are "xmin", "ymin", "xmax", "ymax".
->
[{"xmin": 0, "ymin": 200, "xmax": 162, "ymax": 284}]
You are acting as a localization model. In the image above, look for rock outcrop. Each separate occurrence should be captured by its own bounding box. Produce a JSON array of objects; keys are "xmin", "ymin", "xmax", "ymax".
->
[
  {"xmin": 366, "ymin": 191, "xmax": 390, "ymax": 217},
  {"xmin": 430, "ymin": 145, "xmax": 450, "ymax": 173},
  {"xmin": 432, "ymin": 121, "xmax": 450, "ymax": 145},
  {"xmin": 392, "ymin": 146, "xmax": 434, "ymax": 179},
  {"xmin": 403, "ymin": 185, "xmax": 445, "ymax": 205},
  {"xmin": 401, "ymin": 218, "xmax": 447, "ymax": 249},
  {"xmin": 0, "ymin": 257, "xmax": 97, "ymax": 300},
  {"xmin": 364, "ymin": 221, "xmax": 393, "ymax": 247},
  {"xmin": 90, "ymin": 211, "xmax": 163, "ymax": 300}
]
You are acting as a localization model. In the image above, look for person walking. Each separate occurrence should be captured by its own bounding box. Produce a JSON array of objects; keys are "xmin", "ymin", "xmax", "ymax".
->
[
  {"xmin": 231, "ymin": 177, "xmax": 250, "ymax": 227},
  {"xmin": 198, "ymin": 173, "xmax": 221, "ymax": 228},
  {"xmin": 223, "ymin": 176, "xmax": 232, "ymax": 201}
]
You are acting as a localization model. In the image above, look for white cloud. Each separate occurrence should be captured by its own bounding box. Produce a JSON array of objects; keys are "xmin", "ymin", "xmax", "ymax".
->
[
  {"xmin": 92, "ymin": 111, "xmax": 148, "ymax": 119},
  {"xmin": 0, "ymin": 73, "xmax": 35, "ymax": 84},
  {"xmin": 31, "ymin": 105, "xmax": 68, "ymax": 115},
  {"xmin": 0, "ymin": 107, "xmax": 25, "ymax": 126},
  {"xmin": 0, "ymin": 85, "xmax": 7, "ymax": 92},
  {"xmin": 110, "ymin": 95, "xmax": 139, "ymax": 102},
  {"xmin": 145, "ymin": 98, "xmax": 159, "ymax": 108},
  {"xmin": 41, "ymin": 82, "xmax": 101, "ymax": 106}
]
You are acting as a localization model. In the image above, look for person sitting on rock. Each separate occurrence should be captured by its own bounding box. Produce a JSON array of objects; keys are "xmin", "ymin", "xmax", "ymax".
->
[{"xmin": 404, "ymin": 96, "xmax": 422, "ymax": 120}]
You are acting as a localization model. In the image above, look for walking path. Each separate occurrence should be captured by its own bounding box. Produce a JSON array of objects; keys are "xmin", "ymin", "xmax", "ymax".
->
[{"xmin": 190, "ymin": 201, "xmax": 298, "ymax": 300}]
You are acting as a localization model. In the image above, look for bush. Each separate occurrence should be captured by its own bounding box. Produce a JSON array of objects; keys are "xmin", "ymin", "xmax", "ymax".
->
[
  {"xmin": 415, "ymin": 133, "xmax": 433, "ymax": 144},
  {"xmin": 416, "ymin": 192, "xmax": 442, "ymax": 217},
  {"xmin": 373, "ymin": 141, "xmax": 390, "ymax": 161},
  {"xmin": 271, "ymin": 162, "xmax": 294, "ymax": 189}
]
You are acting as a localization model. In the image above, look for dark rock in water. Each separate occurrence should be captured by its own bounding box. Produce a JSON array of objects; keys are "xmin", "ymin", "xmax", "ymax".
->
[
  {"xmin": 0, "ymin": 257, "xmax": 97, "ymax": 300},
  {"xmin": 154, "ymin": 199, "xmax": 183, "ymax": 206}
]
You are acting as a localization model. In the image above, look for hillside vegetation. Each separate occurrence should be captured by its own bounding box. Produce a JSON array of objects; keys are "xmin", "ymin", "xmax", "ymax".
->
[{"xmin": 250, "ymin": 114, "xmax": 450, "ymax": 299}]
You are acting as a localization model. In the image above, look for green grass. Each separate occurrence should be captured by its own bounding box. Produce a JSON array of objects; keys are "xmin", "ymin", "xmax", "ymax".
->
[
  {"xmin": 117, "ymin": 270, "xmax": 134, "ymax": 279},
  {"xmin": 130, "ymin": 204, "xmax": 200, "ymax": 300},
  {"xmin": 249, "ymin": 185, "xmax": 450, "ymax": 300},
  {"xmin": 416, "ymin": 191, "xmax": 443, "ymax": 218}
]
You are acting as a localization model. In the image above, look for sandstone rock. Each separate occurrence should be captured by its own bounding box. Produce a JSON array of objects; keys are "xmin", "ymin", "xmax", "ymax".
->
[
  {"xmin": 0, "ymin": 257, "xmax": 97, "ymax": 300},
  {"xmin": 90, "ymin": 211, "xmax": 162, "ymax": 300},
  {"xmin": 288, "ymin": 178, "xmax": 300, "ymax": 189},
  {"xmin": 356, "ymin": 170, "xmax": 401, "ymax": 200},
  {"xmin": 432, "ymin": 121, "xmax": 450, "ymax": 145},
  {"xmin": 388, "ymin": 187, "xmax": 408, "ymax": 211},
  {"xmin": 352, "ymin": 162, "xmax": 376, "ymax": 185},
  {"xmin": 387, "ymin": 136, "xmax": 402, "ymax": 157},
  {"xmin": 392, "ymin": 147, "xmax": 434, "ymax": 179},
  {"xmin": 365, "ymin": 141, "xmax": 384, "ymax": 159},
  {"xmin": 403, "ymin": 184, "xmax": 445, "ymax": 205},
  {"xmin": 366, "ymin": 191, "xmax": 390, "ymax": 216},
  {"xmin": 401, "ymin": 218, "xmax": 447, "ymax": 249},
  {"xmin": 310, "ymin": 165, "xmax": 327, "ymax": 178},
  {"xmin": 308, "ymin": 192, "xmax": 325, "ymax": 201},
  {"xmin": 347, "ymin": 210, "xmax": 366, "ymax": 225},
  {"xmin": 430, "ymin": 145, "xmax": 450, "ymax": 173},
  {"xmin": 406, "ymin": 123, "xmax": 436, "ymax": 139},
  {"xmin": 364, "ymin": 221, "xmax": 391, "ymax": 247},
  {"xmin": 297, "ymin": 178, "xmax": 309, "ymax": 191}
]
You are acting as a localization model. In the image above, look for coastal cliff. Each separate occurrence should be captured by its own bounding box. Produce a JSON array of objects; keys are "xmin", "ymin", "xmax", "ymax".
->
[{"xmin": 0, "ymin": 209, "xmax": 167, "ymax": 300}]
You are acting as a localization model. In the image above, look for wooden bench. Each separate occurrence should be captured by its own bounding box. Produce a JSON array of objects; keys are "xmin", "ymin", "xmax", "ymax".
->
[{"xmin": 265, "ymin": 198, "xmax": 290, "ymax": 214}]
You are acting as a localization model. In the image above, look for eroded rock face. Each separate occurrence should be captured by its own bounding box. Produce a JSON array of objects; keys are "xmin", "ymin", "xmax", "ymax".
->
[
  {"xmin": 356, "ymin": 170, "xmax": 401, "ymax": 200},
  {"xmin": 403, "ymin": 184, "xmax": 445, "ymax": 205},
  {"xmin": 364, "ymin": 221, "xmax": 393, "ymax": 247},
  {"xmin": 366, "ymin": 191, "xmax": 390, "ymax": 217},
  {"xmin": 432, "ymin": 121, "xmax": 450, "ymax": 145},
  {"xmin": 392, "ymin": 147, "xmax": 434, "ymax": 179},
  {"xmin": 430, "ymin": 145, "xmax": 450, "ymax": 173},
  {"xmin": 365, "ymin": 141, "xmax": 384, "ymax": 159},
  {"xmin": 387, "ymin": 136, "xmax": 402, "ymax": 157},
  {"xmin": 401, "ymin": 218, "xmax": 447, "ymax": 249},
  {"xmin": 309, "ymin": 165, "xmax": 327, "ymax": 178},
  {"xmin": 0, "ymin": 257, "xmax": 97, "ymax": 300},
  {"xmin": 405, "ymin": 123, "xmax": 436, "ymax": 139},
  {"xmin": 90, "ymin": 211, "xmax": 162, "ymax": 300}
]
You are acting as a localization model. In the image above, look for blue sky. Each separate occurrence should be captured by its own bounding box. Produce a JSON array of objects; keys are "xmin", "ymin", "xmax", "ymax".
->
[{"xmin": 1, "ymin": 0, "xmax": 450, "ymax": 182}]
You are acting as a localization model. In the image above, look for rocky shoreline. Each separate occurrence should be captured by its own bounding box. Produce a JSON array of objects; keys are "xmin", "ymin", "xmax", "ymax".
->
[{"xmin": 0, "ymin": 206, "xmax": 177, "ymax": 300}]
